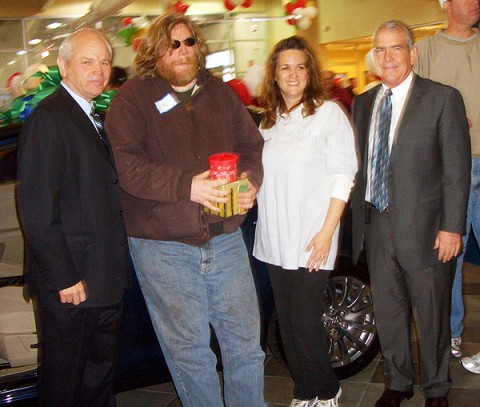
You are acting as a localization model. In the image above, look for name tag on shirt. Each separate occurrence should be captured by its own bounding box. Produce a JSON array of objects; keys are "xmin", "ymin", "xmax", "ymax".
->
[{"xmin": 155, "ymin": 93, "xmax": 179, "ymax": 114}]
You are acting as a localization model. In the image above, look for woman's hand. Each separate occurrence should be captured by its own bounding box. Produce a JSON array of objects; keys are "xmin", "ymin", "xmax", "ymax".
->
[
  {"xmin": 304, "ymin": 198, "xmax": 347, "ymax": 272},
  {"xmin": 305, "ymin": 230, "xmax": 332, "ymax": 272}
]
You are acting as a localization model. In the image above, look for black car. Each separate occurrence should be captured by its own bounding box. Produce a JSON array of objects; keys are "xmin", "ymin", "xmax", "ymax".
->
[{"xmin": 0, "ymin": 123, "xmax": 380, "ymax": 405}]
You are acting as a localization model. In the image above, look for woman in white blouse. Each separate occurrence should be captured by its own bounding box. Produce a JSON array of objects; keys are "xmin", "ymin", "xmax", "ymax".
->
[{"xmin": 253, "ymin": 36, "xmax": 357, "ymax": 407}]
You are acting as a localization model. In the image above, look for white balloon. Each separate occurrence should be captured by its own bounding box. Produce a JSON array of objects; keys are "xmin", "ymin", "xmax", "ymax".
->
[
  {"xmin": 132, "ymin": 16, "xmax": 149, "ymax": 28},
  {"xmin": 297, "ymin": 18, "xmax": 312, "ymax": 30},
  {"xmin": 302, "ymin": 6, "xmax": 318, "ymax": 18},
  {"xmin": 292, "ymin": 7, "xmax": 304, "ymax": 16},
  {"xmin": 242, "ymin": 64, "xmax": 265, "ymax": 97}
]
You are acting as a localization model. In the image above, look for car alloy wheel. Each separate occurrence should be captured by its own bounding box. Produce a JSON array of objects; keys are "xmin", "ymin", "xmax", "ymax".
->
[{"xmin": 267, "ymin": 268, "xmax": 380, "ymax": 379}]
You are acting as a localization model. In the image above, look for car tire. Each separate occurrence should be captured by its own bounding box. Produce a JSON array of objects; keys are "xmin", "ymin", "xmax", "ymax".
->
[{"xmin": 267, "ymin": 258, "xmax": 380, "ymax": 379}]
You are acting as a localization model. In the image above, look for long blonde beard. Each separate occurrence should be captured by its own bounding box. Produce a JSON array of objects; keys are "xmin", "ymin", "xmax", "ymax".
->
[{"xmin": 156, "ymin": 55, "xmax": 199, "ymax": 87}]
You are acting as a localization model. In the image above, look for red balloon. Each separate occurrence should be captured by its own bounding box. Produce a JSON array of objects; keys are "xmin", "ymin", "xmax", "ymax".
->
[
  {"xmin": 122, "ymin": 17, "xmax": 133, "ymax": 26},
  {"xmin": 132, "ymin": 38, "xmax": 143, "ymax": 52},
  {"xmin": 224, "ymin": 0, "xmax": 236, "ymax": 11},
  {"xmin": 227, "ymin": 79, "xmax": 253, "ymax": 106},
  {"xmin": 242, "ymin": 0, "xmax": 252, "ymax": 8},
  {"xmin": 174, "ymin": 0, "xmax": 190, "ymax": 14},
  {"xmin": 287, "ymin": 17, "xmax": 297, "ymax": 25},
  {"xmin": 285, "ymin": 2, "xmax": 297, "ymax": 14}
]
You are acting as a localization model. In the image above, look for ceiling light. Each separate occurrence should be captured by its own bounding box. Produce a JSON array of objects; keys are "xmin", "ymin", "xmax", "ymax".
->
[
  {"xmin": 47, "ymin": 22, "xmax": 62, "ymax": 30},
  {"xmin": 41, "ymin": 50, "xmax": 50, "ymax": 59},
  {"xmin": 28, "ymin": 39, "xmax": 42, "ymax": 45},
  {"xmin": 7, "ymin": 60, "xmax": 16, "ymax": 66},
  {"xmin": 52, "ymin": 33, "xmax": 71, "ymax": 41},
  {"xmin": 16, "ymin": 50, "xmax": 27, "ymax": 56}
]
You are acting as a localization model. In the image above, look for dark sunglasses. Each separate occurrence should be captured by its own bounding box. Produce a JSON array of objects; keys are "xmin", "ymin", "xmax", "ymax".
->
[{"xmin": 171, "ymin": 37, "xmax": 196, "ymax": 50}]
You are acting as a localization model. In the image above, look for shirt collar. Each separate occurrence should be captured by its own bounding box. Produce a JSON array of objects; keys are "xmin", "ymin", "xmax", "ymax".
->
[
  {"xmin": 61, "ymin": 81, "xmax": 94, "ymax": 117},
  {"xmin": 278, "ymin": 102, "xmax": 304, "ymax": 120},
  {"xmin": 381, "ymin": 71, "xmax": 414, "ymax": 99}
]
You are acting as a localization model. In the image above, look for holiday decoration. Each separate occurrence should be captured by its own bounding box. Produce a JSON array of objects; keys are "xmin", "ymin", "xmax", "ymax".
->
[
  {"xmin": 118, "ymin": 16, "xmax": 149, "ymax": 49},
  {"xmin": 243, "ymin": 65, "xmax": 264, "ymax": 98},
  {"xmin": 0, "ymin": 66, "xmax": 116, "ymax": 126},
  {"xmin": 224, "ymin": 0, "xmax": 253, "ymax": 12},
  {"xmin": 227, "ymin": 79, "xmax": 253, "ymax": 106},
  {"xmin": 284, "ymin": 1, "xmax": 317, "ymax": 30},
  {"xmin": 171, "ymin": 0, "xmax": 190, "ymax": 14}
]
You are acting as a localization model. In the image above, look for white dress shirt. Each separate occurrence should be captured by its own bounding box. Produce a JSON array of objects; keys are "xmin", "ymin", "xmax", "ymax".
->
[{"xmin": 61, "ymin": 81, "xmax": 97, "ymax": 129}]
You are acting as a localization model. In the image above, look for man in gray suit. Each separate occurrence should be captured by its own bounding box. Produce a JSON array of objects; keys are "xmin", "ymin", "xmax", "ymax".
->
[{"xmin": 351, "ymin": 20, "xmax": 471, "ymax": 407}]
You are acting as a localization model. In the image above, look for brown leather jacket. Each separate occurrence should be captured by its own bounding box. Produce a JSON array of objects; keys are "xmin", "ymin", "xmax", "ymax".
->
[{"xmin": 106, "ymin": 70, "xmax": 263, "ymax": 246}]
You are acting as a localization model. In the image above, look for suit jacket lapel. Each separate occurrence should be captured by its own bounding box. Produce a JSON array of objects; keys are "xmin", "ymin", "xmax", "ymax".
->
[
  {"xmin": 389, "ymin": 74, "xmax": 423, "ymax": 166},
  {"xmin": 59, "ymin": 87, "xmax": 116, "ymax": 168}
]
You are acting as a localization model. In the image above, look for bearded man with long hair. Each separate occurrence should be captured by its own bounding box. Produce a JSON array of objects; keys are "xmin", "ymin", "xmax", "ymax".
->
[{"xmin": 105, "ymin": 13, "xmax": 266, "ymax": 407}]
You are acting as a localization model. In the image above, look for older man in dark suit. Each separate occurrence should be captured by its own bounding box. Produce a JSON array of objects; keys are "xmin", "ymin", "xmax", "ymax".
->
[
  {"xmin": 351, "ymin": 20, "xmax": 471, "ymax": 407},
  {"xmin": 16, "ymin": 28, "xmax": 129, "ymax": 407}
]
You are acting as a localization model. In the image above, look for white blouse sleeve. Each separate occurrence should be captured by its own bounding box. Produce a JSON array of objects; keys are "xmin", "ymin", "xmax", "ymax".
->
[{"xmin": 324, "ymin": 102, "xmax": 358, "ymax": 202}]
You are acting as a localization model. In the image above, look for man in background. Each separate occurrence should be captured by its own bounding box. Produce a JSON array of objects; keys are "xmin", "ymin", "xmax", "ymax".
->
[
  {"xmin": 321, "ymin": 70, "xmax": 353, "ymax": 111},
  {"xmin": 415, "ymin": 0, "xmax": 480, "ymax": 369}
]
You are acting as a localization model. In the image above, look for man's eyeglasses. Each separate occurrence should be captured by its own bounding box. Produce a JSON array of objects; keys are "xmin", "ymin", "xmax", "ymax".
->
[{"xmin": 171, "ymin": 37, "xmax": 196, "ymax": 50}]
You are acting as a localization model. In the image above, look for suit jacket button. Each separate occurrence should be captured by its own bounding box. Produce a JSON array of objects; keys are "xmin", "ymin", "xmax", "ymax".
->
[{"xmin": 113, "ymin": 179, "xmax": 119, "ymax": 184}]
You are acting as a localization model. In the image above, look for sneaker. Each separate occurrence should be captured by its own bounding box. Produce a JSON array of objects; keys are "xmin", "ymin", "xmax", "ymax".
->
[
  {"xmin": 290, "ymin": 399, "xmax": 314, "ymax": 407},
  {"xmin": 461, "ymin": 351, "xmax": 480, "ymax": 374},
  {"xmin": 318, "ymin": 387, "xmax": 342, "ymax": 407},
  {"xmin": 451, "ymin": 337, "xmax": 462, "ymax": 358}
]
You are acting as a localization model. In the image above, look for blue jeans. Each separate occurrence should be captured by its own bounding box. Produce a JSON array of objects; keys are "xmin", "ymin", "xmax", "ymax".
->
[
  {"xmin": 129, "ymin": 229, "xmax": 266, "ymax": 407},
  {"xmin": 451, "ymin": 157, "xmax": 480, "ymax": 338}
]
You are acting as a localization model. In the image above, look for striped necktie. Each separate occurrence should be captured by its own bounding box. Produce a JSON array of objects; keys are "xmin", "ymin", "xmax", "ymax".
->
[
  {"xmin": 90, "ymin": 106, "xmax": 107, "ymax": 144},
  {"xmin": 370, "ymin": 88, "xmax": 393, "ymax": 212}
]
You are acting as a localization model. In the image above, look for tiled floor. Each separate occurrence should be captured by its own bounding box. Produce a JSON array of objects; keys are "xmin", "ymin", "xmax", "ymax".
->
[{"xmin": 116, "ymin": 263, "xmax": 480, "ymax": 407}]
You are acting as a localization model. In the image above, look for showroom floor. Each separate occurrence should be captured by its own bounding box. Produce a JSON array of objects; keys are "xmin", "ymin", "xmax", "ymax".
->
[{"xmin": 115, "ymin": 263, "xmax": 480, "ymax": 407}]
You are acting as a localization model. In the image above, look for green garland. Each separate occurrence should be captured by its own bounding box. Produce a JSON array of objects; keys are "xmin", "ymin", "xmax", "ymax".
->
[{"xmin": 0, "ymin": 66, "xmax": 117, "ymax": 127}]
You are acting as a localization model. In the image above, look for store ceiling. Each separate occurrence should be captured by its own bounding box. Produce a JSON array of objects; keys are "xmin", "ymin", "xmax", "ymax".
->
[
  {"xmin": 3, "ymin": 0, "xmax": 85, "ymax": 18},
  {"xmin": 1, "ymin": 0, "xmax": 444, "ymax": 50},
  {"xmin": 1, "ymin": 0, "xmax": 165, "ymax": 19}
]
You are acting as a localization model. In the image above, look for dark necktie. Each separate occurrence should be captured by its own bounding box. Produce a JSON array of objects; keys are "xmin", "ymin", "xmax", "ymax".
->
[
  {"xmin": 90, "ymin": 106, "xmax": 107, "ymax": 144},
  {"xmin": 370, "ymin": 88, "xmax": 392, "ymax": 212}
]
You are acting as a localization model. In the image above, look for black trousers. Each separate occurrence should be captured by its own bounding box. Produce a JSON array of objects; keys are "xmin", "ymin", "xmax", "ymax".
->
[
  {"xmin": 267, "ymin": 264, "xmax": 339, "ymax": 400},
  {"xmin": 34, "ymin": 299, "xmax": 123, "ymax": 407},
  {"xmin": 365, "ymin": 209, "xmax": 453, "ymax": 397}
]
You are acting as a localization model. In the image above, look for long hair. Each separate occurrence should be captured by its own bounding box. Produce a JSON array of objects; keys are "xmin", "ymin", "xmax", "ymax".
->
[
  {"xmin": 259, "ymin": 36, "xmax": 324, "ymax": 130},
  {"xmin": 134, "ymin": 13, "xmax": 208, "ymax": 79}
]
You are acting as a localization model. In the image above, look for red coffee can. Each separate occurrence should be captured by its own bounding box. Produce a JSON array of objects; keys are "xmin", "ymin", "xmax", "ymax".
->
[{"xmin": 208, "ymin": 153, "xmax": 239, "ymax": 182}]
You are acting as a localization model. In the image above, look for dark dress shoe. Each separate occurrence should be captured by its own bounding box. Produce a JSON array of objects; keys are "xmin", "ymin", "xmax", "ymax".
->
[
  {"xmin": 425, "ymin": 397, "xmax": 448, "ymax": 407},
  {"xmin": 375, "ymin": 389, "xmax": 414, "ymax": 406}
]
